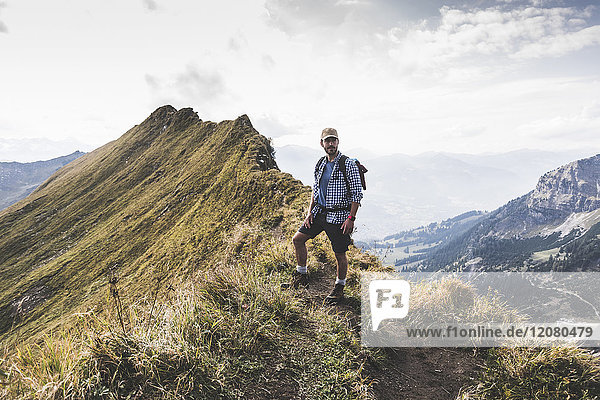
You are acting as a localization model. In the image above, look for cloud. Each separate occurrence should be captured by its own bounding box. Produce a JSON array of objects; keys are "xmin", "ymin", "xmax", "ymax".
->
[
  {"xmin": 0, "ymin": 138, "xmax": 93, "ymax": 163},
  {"xmin": 142, "ymin": 0, "xmax": 157, "ymax": 11},
  {"xmin": 386, "ymin": 5, "xmax": 600, "ymax": 78},
  {"xmin": 261, "ymin": 1, "xmax": 599, "ymax": 87},
  {"xmin": 518, "ymin": 101, "xmax": 600, "ymax": 145},
  {"xmin": 145, "ymin": 65, "xmax": 228, "ymax": 110},
  {"xmin": 0, "ymin": 1, "xmax": 7, "ymax": 33},
  {"xmin": 443, "ymin": 123, "xmax": 486, "ymax": 139},
  {"xmin": 228, "ymin": 33, "xmax": 248, "ymax": 52},
  {"xmin": 513, "ymin": 24, "xmax": 600, "ymax": 58},
  {"xmin": 173, "ymin": 66, "xmax": 225, "ymax": 99},
  {"xmin": 264, "ymin": 0, "xmax": 446, "ymax": 32},
  {"xmin": 265, "ymin": 0, "xmax": 354, "ymax": 34},
  {"xmin": 261, "ymin": 54, "xmax": 276, "ymax": 69},
  {"xmin": 263, "ymin": 0, "xmax": 459, "ymax": 37},
  {"xmin": 144, "ymin": 74, "xmax": 160, "ymax": 89},
  {"xmin": 263, "ymin": 0, "xmax": 563, "ymax": 36},
  {"xmin": 252, "ymin": 115, "xmax": 302, "ymax": 138}
]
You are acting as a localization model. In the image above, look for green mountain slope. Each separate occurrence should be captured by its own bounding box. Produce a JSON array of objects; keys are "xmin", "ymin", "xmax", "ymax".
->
[{"xmin": 0, "ymin": 105, "xmax": 307, "ymax": 343}]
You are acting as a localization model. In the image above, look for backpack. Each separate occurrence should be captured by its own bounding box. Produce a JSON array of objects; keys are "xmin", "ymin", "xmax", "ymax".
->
[{"xmin": 315, "ymin": 155, "xmax": 368, "ymax": 192}]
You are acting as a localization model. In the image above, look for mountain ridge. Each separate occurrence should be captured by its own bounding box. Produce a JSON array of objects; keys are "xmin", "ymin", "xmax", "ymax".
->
[
  {"xmin": 0, "ymin": 105, "xmax": 306, "ymax": 343},
  {"xmin": 529, "ymin": 155, "xmax": 600, "ymax": 213}
]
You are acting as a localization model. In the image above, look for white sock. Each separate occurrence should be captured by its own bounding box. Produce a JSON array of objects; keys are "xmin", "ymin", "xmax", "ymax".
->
[
  {"xmin": 335, "ymin": 278, "xmax": 346, "ymax": 286},
  {"xmin": 296, "ymin": 265, "xmax": 308, "ymax": 274}
]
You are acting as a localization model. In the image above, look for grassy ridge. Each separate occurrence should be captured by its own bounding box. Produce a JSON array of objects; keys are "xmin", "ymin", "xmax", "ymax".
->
[{"xmin": 0, "ymin": 106, "xmax": 307, "ymax": 344}]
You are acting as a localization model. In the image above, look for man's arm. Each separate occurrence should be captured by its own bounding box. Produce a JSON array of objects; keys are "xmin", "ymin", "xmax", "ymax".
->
[
  {"xmin": 341, "ymin": 201, "xmax": 360, "ymax": 235},
  {"xmin": 304, "ymin": 192, "xmax": 316, "ymax": 228}
]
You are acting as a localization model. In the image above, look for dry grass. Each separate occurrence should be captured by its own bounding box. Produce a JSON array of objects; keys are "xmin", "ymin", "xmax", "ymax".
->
[
  {"xmin": 458, "ymin": 346, "xmax": 600, "ymax": 399},
  {"xmin": 1, "ymin": 238, "xmax": 377, "ymax": 400}
]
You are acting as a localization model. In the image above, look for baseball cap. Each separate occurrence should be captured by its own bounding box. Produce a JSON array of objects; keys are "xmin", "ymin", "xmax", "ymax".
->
[{"xmin": 321, "ymin": 128, "xmax": 338, "ymax": 140}]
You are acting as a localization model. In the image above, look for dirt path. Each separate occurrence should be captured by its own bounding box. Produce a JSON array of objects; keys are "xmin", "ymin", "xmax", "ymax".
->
[{"xmin": 303, "ymin": 265, "xmax": 485, "ymax": 400}]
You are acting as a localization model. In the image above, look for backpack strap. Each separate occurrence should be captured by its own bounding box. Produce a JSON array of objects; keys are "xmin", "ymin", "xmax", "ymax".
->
[
  {"xmin": 314, "ymin": 156, "xmax": 326, "ymax": 177},
  {"xmin": 338, "ymin": 155, "xmax": 351, "ymax": 195}
]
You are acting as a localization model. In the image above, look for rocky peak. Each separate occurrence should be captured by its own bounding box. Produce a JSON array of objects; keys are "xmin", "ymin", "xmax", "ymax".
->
[
  {"xmin": 148, "ymin": 105, "xmax": 177, "ymax": 121},
  {"xmin": 171, "ymin": 107, "xmax": 201, "ymax": 126},
  {"xmin": 235, "ymin": 114, "xmax": 253, "ymax": 128},
  {"xmin": 527, "ymin": 154, "xmax": 600, "ymax": 213}
]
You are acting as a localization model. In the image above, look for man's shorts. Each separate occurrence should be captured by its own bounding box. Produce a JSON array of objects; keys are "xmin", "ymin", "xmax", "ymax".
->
[{"xmin": 298, "ymin": 213, "xmax": 351, "ymax": 254}]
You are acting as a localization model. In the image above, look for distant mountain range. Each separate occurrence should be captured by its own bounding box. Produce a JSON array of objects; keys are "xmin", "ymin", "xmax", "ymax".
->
[
  {"xmin": 275, "ymin": 144, "xmax": 592, "ymax": 241},
  {"xmin": 391, "ymin": 154, "xmax": 600, "ymax": 272},
  {"xmin": 0, "ymin": 151, "xmax": 84, "ymax": 210},
  {"xmin": 357, "ymin": 210, "xmax": 488, "ymax": 266},
  {"xmin": 0, "ymin": 138, "xmax": 92, "ymax": 163}
]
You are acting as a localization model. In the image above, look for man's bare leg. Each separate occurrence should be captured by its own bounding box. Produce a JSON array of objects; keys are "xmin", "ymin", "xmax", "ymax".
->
[
  {"xmin": 292, "ymin": 232, "xmax": 311, "ymax": 267},
  {"xmin": 334, "ymin": 252, "xmax": 348, "ymax": 281},
  {"xmin": 284, "ymin": 232, "xmax": 311, "ymax": 289},
  {"xmin": 325, "ymin": 252, "xmax": 348, "ymax": 302}
]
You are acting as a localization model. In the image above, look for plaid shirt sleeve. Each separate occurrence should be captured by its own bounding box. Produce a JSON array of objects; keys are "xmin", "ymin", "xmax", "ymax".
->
[{"xmin": 312, "ymin": 153, "xmax": 363, "ymax": 224}]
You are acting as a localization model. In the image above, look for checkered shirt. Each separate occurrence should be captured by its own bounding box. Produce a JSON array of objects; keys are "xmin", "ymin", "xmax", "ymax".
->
[{"xmin": 312, "ymin": 152, "xmax": 363, "ymax": 224}]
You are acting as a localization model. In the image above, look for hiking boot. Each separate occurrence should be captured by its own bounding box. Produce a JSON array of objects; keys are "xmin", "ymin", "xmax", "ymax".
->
[
  {"xmin": 281, "ymin": 270, "xmax": 309, "ymax": 289},
  {"xmin": 325, "ymin": 283, "xmax": 345, "ymax": 303}
]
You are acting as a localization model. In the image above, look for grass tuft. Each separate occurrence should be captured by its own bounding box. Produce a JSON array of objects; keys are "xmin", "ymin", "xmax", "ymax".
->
[{"xmin": 459, "ymin": 346, "xmax": 600, "ymax": 399}]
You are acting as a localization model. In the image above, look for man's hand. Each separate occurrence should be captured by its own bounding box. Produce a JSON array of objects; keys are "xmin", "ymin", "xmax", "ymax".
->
[
  {"xmin": 341, "ymin": 218, "xmax": 354, "ymax": 235},
  {"xmin": 303, "ymin": 213, "xmax": 314, "ymax": 228}
]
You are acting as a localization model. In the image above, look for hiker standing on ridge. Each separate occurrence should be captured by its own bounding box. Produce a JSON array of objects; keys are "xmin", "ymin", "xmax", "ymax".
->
[{"xmin": 287, "ymin": 127, "xmax": 363, "ymax": 303}]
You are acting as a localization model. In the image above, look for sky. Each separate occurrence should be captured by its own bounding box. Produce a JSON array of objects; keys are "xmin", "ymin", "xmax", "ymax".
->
[{"xmin": 0, "ymin": 0, "xmax": 599, "ymax": 162}]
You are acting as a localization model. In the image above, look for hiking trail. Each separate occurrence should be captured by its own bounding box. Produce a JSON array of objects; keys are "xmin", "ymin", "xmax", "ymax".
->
[{"xmin": 296, "ymin": 261, "xmax": 484, "ymax": 399}]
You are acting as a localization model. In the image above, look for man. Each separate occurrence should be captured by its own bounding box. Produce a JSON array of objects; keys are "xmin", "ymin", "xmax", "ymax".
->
[{"xmin": 288, "ymin": 127, "xmax": 363, "ymax": 303}]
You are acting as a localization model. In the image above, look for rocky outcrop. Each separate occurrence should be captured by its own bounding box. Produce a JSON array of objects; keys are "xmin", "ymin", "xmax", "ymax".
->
[
  {"xmin": 528, "ymin": 154, "xmax": 600, "ymax": 213},
  {"xmin": 417, "ymin": 154, "xmax": 600, "ymax": 271},
  {"xmin": 486, "ymin": 154, "xmax": 600, "ymax": 237}
]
